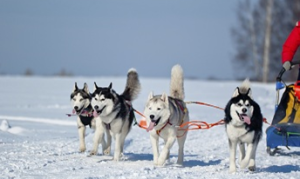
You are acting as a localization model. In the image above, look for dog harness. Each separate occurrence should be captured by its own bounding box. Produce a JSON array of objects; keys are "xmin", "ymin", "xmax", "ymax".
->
[
  {"xmin": 102, "ymin": 100, "xmax": 134, "ymax": 131},
  {"xmin": 79, "ymin": 105, "xmax": 94, "ymax": 128},
  {"xmin": 156, "ymin": 99, "xmax": 187, "ymax": 136}
]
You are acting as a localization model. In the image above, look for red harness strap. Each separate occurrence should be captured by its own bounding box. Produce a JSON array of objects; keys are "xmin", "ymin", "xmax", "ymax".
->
[
  {"xmin": 156, "ymin": 119, "xmax": 173, "ymax": 135},
  {"xmin": 156, "ymin": 99, "xmax": 187, "ymax": 136}
]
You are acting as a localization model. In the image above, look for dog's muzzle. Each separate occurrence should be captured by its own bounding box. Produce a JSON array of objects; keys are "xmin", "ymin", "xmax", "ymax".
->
[
  {"xmin": 150, "ymin": 115, "xmax": 161, "ymax": 126},
  {"xmin": 74, "ymin": 106, "xmax": 84, "ymax": 114},
  {"xmin": 95, "ymin": 105, "xmax": 106, "ymax": 114}
]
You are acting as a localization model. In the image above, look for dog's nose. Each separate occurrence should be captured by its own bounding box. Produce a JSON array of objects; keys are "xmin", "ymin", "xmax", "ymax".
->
[
  {"xmin": 150, "ymin": 115, "xmax": 155, "ymax": 119},
  {"xmin": 94, "ymin": 105, "xmax": 99, "ymax": 110},
  {"xmin": 74, "ymin": 106, "xmax": 79, "ymax": 110},
  {"xmin": 242, "ymin": 108, "xmax": 247, "ymax": 113}
]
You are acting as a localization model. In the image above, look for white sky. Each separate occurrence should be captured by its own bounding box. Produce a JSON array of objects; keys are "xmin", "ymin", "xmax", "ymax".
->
[{"xmin": 0, "ymin": 0, "xmax": 239, "ymax": 79}]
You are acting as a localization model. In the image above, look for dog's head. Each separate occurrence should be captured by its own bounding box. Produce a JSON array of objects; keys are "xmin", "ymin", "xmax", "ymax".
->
[
  {"xmin": 144, "ymin": 92, "xmax": 171, "ymax": 132},
  {"xmin": 91, "ymin": 82, "xmax": 117, "ymax": 117},
  {"xmin": 70, "ymin": 82, "xmax": 91, "ymax": 115},
  {"xmin": 224, "ymin": 79, "xmax": 259, "ymax": 126},
  {"xmin": 228, "ymin": 87, "xmax": 254, "ymax": 126}
]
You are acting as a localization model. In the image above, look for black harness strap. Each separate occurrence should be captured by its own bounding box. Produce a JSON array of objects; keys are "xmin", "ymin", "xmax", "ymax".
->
[{"xmin": 79, "ymin": 105, "xmax": 94, "ymax": 128}]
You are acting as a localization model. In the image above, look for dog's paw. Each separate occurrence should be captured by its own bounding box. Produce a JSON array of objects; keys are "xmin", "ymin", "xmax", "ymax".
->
[
  {"xmin": 103, "ymin": 146, "xmax": 111, "ymax": 156},
  {"xmin": 248, "ymin": 165, "xmax": 256, "ymax": 172},
  {"xmin": 79, "ymin": 146, "xmax": 86, "ymax": 153},
  {"xmin": 229, "ymin": 167, "xmax": 236, "ymax": 174},
  {"xmin": 89, "ymin": 150, "xmax": 97, "ymax": 156},
  {"xmin": 240, "ymin": 160, "xmax": 248, "ymax": 169},
  {"xmin": 157, "ymin": 159, "xmax": 165, "ymax": 167},
  {"xmin": 113, "ymin": 157, "xmax": 120, "ymax": 162}
]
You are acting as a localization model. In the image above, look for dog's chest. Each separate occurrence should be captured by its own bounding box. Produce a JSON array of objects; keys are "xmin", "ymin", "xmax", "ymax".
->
[{"xmin": 226, "ymin": 124, "xmax": 254, "ymax": 143}]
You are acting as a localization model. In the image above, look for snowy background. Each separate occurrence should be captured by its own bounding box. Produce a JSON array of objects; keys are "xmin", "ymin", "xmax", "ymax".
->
[{"xmin": 1, "ymin": 76, "xmax": 300, "ymax": 179}]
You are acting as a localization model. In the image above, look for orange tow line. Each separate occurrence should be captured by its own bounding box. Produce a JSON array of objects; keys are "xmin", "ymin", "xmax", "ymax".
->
[{"xmin": 135, "ymin": 101, "xmax": 226, "ymax": 131}]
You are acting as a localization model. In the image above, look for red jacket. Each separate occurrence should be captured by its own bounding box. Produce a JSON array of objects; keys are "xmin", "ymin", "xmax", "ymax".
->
[{"xmin": 282, "ymin": 21, "xmax": 300, "ymax": 63}]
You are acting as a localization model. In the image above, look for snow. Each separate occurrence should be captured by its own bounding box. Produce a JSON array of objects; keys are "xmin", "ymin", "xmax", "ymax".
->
[{"xmin": 1, "ymin": 76, "xmax": 300, "ymax": 179}]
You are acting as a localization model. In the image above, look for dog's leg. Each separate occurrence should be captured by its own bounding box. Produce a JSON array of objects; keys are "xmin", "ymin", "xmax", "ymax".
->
[
  {"xmin": 238, "ymin": 142, "xmax": 245, "ymax": 165},
  {"xmin": 176, "ymin": 133, "xmax": 187, "ymax": 166},
  {"xmin": 90, "ymin": 120, "xmax": 105, "ymax": 155},
  {"xmin": 113, "ymin": 133, "xmax": 122, "ymax": 161},
  {"xmin": 150, "ymin": 134, "xmax": 159, "ymax": 165},
  {"xmin": 157, "ymin": 134, "xmax": 176, "ymax": 166},
  {"xmin": 228, "ymin": 139, "xmax": 237, "ymax": 173},
  {"xmin": 248, "ymin": 142, "xmax": 258, "ymax": 171},
  {"xmin": 98, "ymin": 123, "xmax": 109, "ymax": 155},
  {"xmin": 163, "ymin": 139, "xmax": 170, "ymax": 161},
  {"xmin": 103, "ymin": 128, "xmax": 112, "ymax": 155},
  {"xmin": 240, "ymin": 143, "xmax": 253, "ymax": 169},
  {"xmin": 77, "ymin": 118, "xmax": 86, "ymax": 152}
]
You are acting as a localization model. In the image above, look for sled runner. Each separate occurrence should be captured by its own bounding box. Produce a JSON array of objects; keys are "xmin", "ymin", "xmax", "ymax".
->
[{"xmin": 266, "ymin": 62, "xmax": 300, "ymax": 155}]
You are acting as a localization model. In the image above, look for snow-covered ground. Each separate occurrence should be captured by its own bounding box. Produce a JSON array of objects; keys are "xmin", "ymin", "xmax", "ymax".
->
[{"xmin": 1, "ymin": 76, "xmax": 300, "ymax": 179}]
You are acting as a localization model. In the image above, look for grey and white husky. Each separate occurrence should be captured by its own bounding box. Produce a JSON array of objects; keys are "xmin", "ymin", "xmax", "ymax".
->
[
  {"xmin": 70, "ymin": 83, "xmax": 111, "ymax": 154},
  {"xmin": 224, "ymin": 79, "xmax": 263, "ymax": 173},
  {"xmin": 90, "ymin": 68, "xmax": 141, "ymax": 161},
  {"xmin": 144, "ymin": 64, "xmax": 190, "ymax": 166}
]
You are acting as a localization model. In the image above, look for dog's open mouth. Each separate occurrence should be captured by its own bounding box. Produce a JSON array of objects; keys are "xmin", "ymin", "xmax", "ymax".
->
[
  {"xmin": 93, "ymin": 106, "xmax": 106, "ymax": 117},
  {"xmin": 236, "ymin": 111, "xmax": 251, "ymax": 125},
  {"xmin": 146, "ymin": 117, "xmax": 161, "ymax": 132}
]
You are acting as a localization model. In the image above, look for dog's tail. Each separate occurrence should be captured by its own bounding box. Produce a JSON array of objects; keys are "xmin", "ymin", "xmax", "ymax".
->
[
  {"xmin": 122, "ymin": 68, "xmax": 141, "ymax": 101},
  {"xmin": 239, "ymin": 78, "xmax": 251, "ymax": 94},
  {"xmin": 170, "ymin": 64, "xmax": 185, "ymax": 100}
]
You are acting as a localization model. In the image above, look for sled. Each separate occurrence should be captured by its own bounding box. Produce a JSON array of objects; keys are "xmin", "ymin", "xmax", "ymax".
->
[{"xmin": 266, "ymin": 62, "xmax": 300, "ymax": 155}]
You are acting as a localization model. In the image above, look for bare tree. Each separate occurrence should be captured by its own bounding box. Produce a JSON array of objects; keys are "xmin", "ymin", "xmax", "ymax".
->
[
  {"xmin": 231, "ymin": 0, "xmax": 300, "ymax": 82},
  {"xmin": 262, "ymin": 0, "xmax": 274, "ymax": 83},
  {"xmin": 231, "ymin": 0, "xmax": 259, "ymax": 80}
]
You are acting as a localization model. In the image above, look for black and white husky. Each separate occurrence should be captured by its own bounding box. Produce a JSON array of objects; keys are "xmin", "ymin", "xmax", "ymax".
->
[
  {"xmin": 224, "ymin": 79, "xmax": 263, "ymax": 173},
  {"xmin": 143, "ymin": 64, "xmax": 190, "ymax": 166},
  {"xmin": 90, "ymin": 68, "xmax": 141, "ymax": 161},
  {"xmin": 70, "ymin": 83, "xmax": 111, "ymax": 154}
]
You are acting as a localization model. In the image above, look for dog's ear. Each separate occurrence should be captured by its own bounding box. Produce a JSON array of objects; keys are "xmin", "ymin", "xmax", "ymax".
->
[
  {"xmin": 83, "ymin": 83, "xmax": 89, "ymax": 94},
  {"xmin": 148, "ymin": 91, "xmax": 154, "ymax": 101},
  {"xmin": 94, "ymin": 82, "xmax": 98, "ymax": 91},
  {"xmin": 108, "ymin": 83, "xmax": 113, "ymax": 93},
  {"xmin": 246, "ymin": 88, "xmax": 253, "ymax": 99},
  {"xmin": 161, "ymin": 93, "xmax": 169, "ymax": 105},
  {"xmin": 232, "ymin": 87, "xmax": 240, "ymax": 98},
  {"xmin": 108, "ymin": 83, "xmax": 112, "ymax": 89},
  {"xmin": 73, "ymin": 82, "xmax": 78, "ymax": 92}
]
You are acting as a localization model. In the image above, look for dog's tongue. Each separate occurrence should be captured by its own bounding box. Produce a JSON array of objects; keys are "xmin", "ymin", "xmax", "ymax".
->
[
  {"xmin": 72, "ymin": 109, "xmax": 76, "ymax": 114},
  {"xmin": 146, "ymin": 122, "xmax": 155, "ymax": 132},
  {"xmin": 93, "ymin": 111, "xmax": 99, "ymax": 117},
  {"xmin": 243, "ymin": 115, "xmax": 251, "ymax": 125}
]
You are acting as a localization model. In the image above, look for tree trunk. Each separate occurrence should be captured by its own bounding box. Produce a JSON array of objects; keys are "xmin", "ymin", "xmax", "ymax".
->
[
  {"xmin": 262, "ymin": 0, "xmax": 274, "ymax": 83},
  {"xmin": 248, "ymin": 0, "xmax": 259, "ymax": 80}
]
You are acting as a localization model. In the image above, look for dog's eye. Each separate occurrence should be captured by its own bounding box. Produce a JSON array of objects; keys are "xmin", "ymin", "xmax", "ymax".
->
[
  {"xmin": 100, "ymin": 98, "xmax": 105, "ymax": 101},
  {"xmin": 157, "ymin": 108, "xmax": 161, "ymax": 110},
  {"xmin": 94, "ymin": 98, "xmax": 98, "ymax": 101},
  {"xmin": 245, "ymin": 104, "xmax": 250, "ymax": 107},
  {"xmin": 149, "ymin": 107, "xmax": 152, "ymax": 110},
  {"xmin": 79, "ymin": 99, "xmax": 83, "ymax": 102},
  {"xmin": 237, "ymin": 103, "xmax": 242, "ymax": 107},
  {"xmin": 72, "ymin": 98, "xmax": 75, "ymax": 101}
]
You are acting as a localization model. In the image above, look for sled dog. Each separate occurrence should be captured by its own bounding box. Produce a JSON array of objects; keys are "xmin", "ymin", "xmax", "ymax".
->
[
  {"xmin": 70, "ymin": 83, "xmax": 111, "ymax": 154},
  {"xmin": 224, "ymin": 79, "xmax": 263, "ymax": 173},
  {"xmin": 90, "ymin": 68, "xmax": 141, "ymax": 161},
  {"xmin": 144, "ymin": 64, "xmax": 189, "ymax": 166}
]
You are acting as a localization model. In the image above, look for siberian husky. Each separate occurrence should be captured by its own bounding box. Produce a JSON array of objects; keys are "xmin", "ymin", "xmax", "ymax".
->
[
  {"xmin": 90, "ymin": 68, "xmax": 141, "ymax": 161},
  {"xmin": 143, "ymin": 64, "xmax": 189, "ymax": 166},
  {"xmin": 224, "ymin": 79, "xmax": 263, "ymax": 173},
  {"xmin": 70, "ymin": 83, "xmax": 111, "ymax": 154}
]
